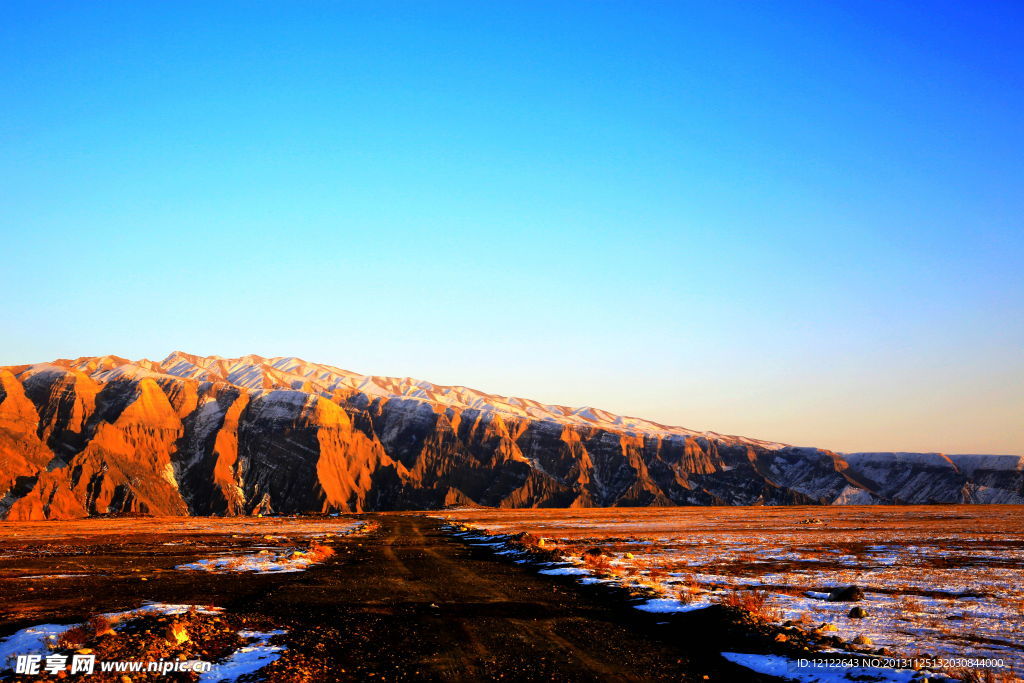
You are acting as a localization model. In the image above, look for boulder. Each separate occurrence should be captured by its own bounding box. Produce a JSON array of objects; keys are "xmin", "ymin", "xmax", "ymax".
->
[
  {"xmin": 164, "ymin": 622, "xmax": 188, "ymax": 645},
  {"xmin": 510, "ymin": 531, "xmax": 539, "ymax": 545},
  {"xmin": 828, "ymin": 585, "xmax": 864, "ymax": 602}
]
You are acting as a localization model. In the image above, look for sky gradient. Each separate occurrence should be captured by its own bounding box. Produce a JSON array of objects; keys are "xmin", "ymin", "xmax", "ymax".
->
[{"xmin": 2, "ymin": 2, "xmax": 1022, "ymax": 454}]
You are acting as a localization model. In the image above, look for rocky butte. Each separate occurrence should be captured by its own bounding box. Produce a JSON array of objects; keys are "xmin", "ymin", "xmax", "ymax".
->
[{"xmin": 1, "ymin": 352, "xmax": 1021, "ymax": 520}]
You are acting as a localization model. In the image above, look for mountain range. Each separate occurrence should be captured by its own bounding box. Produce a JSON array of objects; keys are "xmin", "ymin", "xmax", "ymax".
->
[{"xmin": 1, "ymin": 352, "xmax": 1021, "ymax": 520}]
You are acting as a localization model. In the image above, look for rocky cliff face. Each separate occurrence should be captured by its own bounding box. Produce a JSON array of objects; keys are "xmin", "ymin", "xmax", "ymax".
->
[{"xmin": 1, "ymin": 352, "xmax": 1021, "ymax": 519}]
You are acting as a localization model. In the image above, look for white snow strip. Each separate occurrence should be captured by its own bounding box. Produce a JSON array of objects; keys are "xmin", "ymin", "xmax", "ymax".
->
[
  {"xmin": 538, "ymin": 567, "xmax": 591, "ymax": 576},
  {"xmin": 177, "ymin": 548, "xmax": 328, "ymax": 574},
  {"xmin": 108, "ymin": 602, "xmax": 223, "ymax": 619},
  {"xmin": 20, "ymin": 574, "xmax": 84, "ymax": 580},
  {"xmin": 198, "ymin": 630, "xmax": 287, "ymax": 683},
  {"xmin": 0, "ymin": 624, "xmax": 73, "ymax": 668},
  {"xmin": 634, "ymin": 599, "xmax": 713, "ymax": 614},
  {"xmin": 721, "ymin": 652, "xmax": 935, "ymax": 682}
]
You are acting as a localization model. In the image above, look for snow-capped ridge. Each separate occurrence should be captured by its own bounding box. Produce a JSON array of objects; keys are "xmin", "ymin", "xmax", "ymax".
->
[{"xmin": 57, "ymin": 351, "xmax": 785, "ymax": 449}]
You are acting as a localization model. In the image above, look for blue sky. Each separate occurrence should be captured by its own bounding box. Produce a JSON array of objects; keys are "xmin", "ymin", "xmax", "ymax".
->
[{"xmin": 2, "ymin": 2, "xmax": 1021, "ymax": 453}]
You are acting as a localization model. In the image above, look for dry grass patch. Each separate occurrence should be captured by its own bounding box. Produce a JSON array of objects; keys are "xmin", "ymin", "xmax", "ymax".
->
[
  {"xmin": 56, "ymin": 624, "xmax": 91, "ymax": 649},
  {"xmin": 896, "ymin": 594, "xmax": 924, "ymax": 615},
  {"xmin": 719, "ymin": 588, "xmax": 781, "ymax": 622},
  {"xmin": 307, "ymin": 542, "xmax": 335, "ymax": 562}
]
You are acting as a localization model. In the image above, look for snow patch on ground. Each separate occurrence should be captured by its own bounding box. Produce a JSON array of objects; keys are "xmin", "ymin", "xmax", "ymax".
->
[
  {"xmin": 20, "ymin": 574, "xmax": 84, "ymax": 580},
  {"xmin": 721, "ymin": 652, "xmax": 934, "ymax": 682},
  {"xmin": 177, "ymin": 548, "xmax": 324, "ymax": 574},
  {"xmin": 109, "ymin": 602, "xmax": 223, "ymax": 619},
  {"xmin": 177, "ymin": 521, "xmax": 367, "ymax": 575},
  {"xmin": 538, "ymin": 567, "xmax": 591, "ymax": 576},
  {"xmin": 634, "ymin": 598, "xmax": 712, "ymax": 614},
  {"xmin": 0, "ymin": 624, "xmax": 73, "ymax": 669},
  {"xmin": 198, "ymin": 630, "xmax": 286, "ymax": 682}
]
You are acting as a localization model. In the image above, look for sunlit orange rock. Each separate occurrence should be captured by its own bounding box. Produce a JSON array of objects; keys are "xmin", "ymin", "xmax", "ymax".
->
[{"xmin": 1, "ymin": 352, "xmax": 1021, "ymax": 519}]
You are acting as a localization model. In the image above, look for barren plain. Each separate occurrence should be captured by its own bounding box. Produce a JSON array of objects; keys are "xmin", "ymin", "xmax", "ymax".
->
[{"xmin": 1, "ymin": 507, "xmax": 1021, "ymax": 681}]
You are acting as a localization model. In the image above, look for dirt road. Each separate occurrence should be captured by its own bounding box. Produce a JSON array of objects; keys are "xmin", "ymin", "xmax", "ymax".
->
[{"xmin": 241, "ymin": 514, "xmax": 767, "ymax": 682}]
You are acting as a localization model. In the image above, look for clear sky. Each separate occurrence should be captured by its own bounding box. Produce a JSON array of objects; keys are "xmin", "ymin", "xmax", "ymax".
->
[{"xmin": 2, "ymin": 2, "xmax": 1021, "ymax": 454}]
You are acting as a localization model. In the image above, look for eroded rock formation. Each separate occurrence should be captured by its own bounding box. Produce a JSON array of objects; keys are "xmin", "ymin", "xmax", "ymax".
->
[{"xmin": 1, "ymin": 353, "xmax": 1021, "ymax": 519}]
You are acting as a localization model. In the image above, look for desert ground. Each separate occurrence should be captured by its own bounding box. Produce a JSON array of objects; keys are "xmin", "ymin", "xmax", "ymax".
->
[
  {"xmin": 437, "ymin": 506, "xmax": 1024, "ymax": 680},
  {"xmin": 0, "ymin": 507, "xmax": 1021, "ymax": 682}
]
